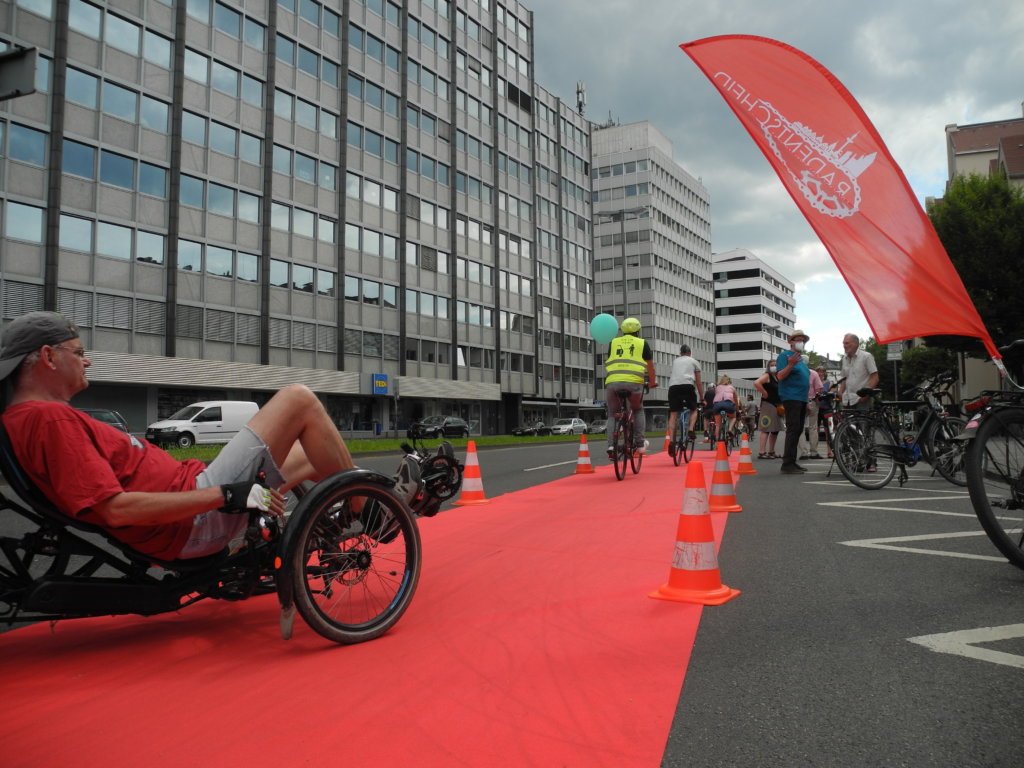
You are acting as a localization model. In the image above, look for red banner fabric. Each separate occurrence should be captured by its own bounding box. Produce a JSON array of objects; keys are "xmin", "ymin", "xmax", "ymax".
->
[{"xmin": 680, "ymin": 35, "xmax": 998, "ymax": 358}]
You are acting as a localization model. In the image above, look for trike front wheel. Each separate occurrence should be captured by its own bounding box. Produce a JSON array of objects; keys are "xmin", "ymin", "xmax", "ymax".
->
[{"xmin": 285, "ymin": 477, "xmax": 421, "ymax": 643}]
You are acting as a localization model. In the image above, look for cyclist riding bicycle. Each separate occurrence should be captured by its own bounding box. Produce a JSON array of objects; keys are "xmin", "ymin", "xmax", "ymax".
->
[
  {"xmin": 0, "ymin": 311, "xmax": 358, "ymax": 561},
  {"xmin": 666, "ymin": 344, "xmax": 702, "ymax": 457},
  {"xmin": 701, "ymin": 384, "xmax": 716, "ymax": 441},
  {"xmin": 712, "ymin": 374, "xmax": 739, "ymax": 440},
  {"xmin": 603, "ymin": 317, "xmax": 656, "ymax": 458}
]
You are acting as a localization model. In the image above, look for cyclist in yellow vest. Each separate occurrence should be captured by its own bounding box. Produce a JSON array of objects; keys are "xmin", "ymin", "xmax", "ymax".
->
[{"xmin": 603, "ymin": 317, "xmax": 657, "ymax": 457}]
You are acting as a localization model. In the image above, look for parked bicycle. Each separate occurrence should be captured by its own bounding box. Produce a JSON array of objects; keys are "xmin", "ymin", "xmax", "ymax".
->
[
  {"xmin": 831, "ymin": 371, "xmax": 967, "ymax": 490},
  {"xmin": 960, "ymin": 340, "xmax": 1024, "ymax": 569},
  {"xmin": 0, "ymin": 428, "xmax": 462, "ymax": 643},
  {"xmin": 609, "ymin": 386, "xmax": 645, "ymax": 480},
  {"xmin": 669, "ymin": 407, "xmax": 697, "ymax": 466},
  {"xmin": 816, "ymin": 390, "xmax": 840, "ymax": 458}
]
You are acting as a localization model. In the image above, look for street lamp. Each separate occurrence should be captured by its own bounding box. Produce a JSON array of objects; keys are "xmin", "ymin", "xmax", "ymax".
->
[
  {"xmin": 764, "ymin": 323, "xmax": 779, "ymax": 369},
  {"xmin": 595, "ymin": 206, "xmax": 649, "ymax": 316}
]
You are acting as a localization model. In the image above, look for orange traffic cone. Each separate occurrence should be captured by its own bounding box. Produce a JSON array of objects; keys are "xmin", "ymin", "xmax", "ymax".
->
[
  {"xmin": 649, "ymin": 460, "xmax": 740, "ymax": 605},
  {"xmin": 709, "ymin": 441, "xmax": 742, "ymax": 513},
  {"xmin": 662, "ymin": 429, "xmax": 671, "ymax": 453},
  {"xmin": 574, "ymin": 434, "xmax": 595, "ymax": 475},
  {"xmin": 454, "ymin": 440, "xmax": 490, "ymax": 505},
  {"xmin": 736, "ymin": 432, "xmax": 757, "ymax": 475}
]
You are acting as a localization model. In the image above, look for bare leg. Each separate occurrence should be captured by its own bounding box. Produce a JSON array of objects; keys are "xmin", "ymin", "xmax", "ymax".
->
[
  {"xmin": 247, "ymin": 384, "xmax": 354, "ymax": 485},
  {"xmin": 278, "ymin": 443, "xmax": 315, "ymax": 491}
]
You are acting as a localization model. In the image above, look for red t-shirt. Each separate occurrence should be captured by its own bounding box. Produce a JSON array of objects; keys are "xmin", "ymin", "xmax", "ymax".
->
[{"xmin": 3, "ymin": 401, "xmax": 207, "ymax": 560}]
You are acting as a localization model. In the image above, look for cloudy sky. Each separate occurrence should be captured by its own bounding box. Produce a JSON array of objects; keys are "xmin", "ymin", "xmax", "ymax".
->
[{"xmin": 526, "ymin": 0, "xmax": 1024, "ymax": 359}]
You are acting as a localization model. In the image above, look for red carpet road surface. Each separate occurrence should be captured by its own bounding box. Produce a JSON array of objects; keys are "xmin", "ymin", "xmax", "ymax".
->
[{"xmin": 1, "ymin": 451, "xmax": 743, "ymax": 768}]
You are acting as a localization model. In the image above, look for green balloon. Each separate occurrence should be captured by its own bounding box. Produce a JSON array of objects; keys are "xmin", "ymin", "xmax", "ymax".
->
[{"xmin": 590, "ymin": 313, "xmax": 619, "ymax": 344}]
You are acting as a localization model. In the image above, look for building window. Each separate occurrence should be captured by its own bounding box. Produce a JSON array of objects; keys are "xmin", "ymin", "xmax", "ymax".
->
[
  {"xmin": 65, "ymin": 68, "xmax": 98, "ymax": 108},
  {"xmin": 62, "ymin": 139, "xmax": 95, "ymax": 178},
  {"xmin": 9, "ymin": 124, "xmax": 47, "ymax": 166},
  {"xmin": 58, "ymin": 215, "xmax": 93, "ymax": 252},
  {"xmin": 96, "ymin": 221, "xmax": 132, "ymax": 260},
  {"xmin": 4, "ymin": 202, "xmax": 44, "ymax": 243}
]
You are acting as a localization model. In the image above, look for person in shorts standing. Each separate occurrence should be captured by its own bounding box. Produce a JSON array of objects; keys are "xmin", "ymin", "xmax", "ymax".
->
[
  {"xmin": 800, "ymin": 365, "xmax": 825, "ymax": 460},
  {"xmin": 665, "ymin": 344, "xmax": 702, "ymax": 456}
]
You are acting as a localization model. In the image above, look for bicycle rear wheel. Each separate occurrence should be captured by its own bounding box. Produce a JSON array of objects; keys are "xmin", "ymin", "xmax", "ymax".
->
[
  {"xmin": 671, "ymin": 422, "xmax": 684, "ymax": 467},
  {"xmin": 682, "ymin": 434, "xmax": 695, "ymax": 463},
  {"xmin": 926, "ymin": 416, "xmax": 968, "ymax": 486},
  {"xmin": 286, "ymin": 478, "xmax": 421, "ymax": 644},
  {"xmin": 965, "ymin": 408, "xmax": 1024, "ymax": 569},
  {"xmin": 629, "ymin": 427, "xmax": 643, "ymax": 474},
  {"xmin": 833, "ymin": 417, "xmax": 897, "ymax": 490},
  {"xmin": 612, "ymin": 415, "xmax": 628, "ymax": 481},
  {"xmin": 707, "ymin": 422, "xmax": 717, "ymax": 451}
]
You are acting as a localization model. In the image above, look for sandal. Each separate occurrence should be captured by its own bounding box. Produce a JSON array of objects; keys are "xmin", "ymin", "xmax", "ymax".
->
[
  {"xmin": 757, "ymin": 452, "xmax": 768, "ymax": 459},
  {"xmin": 767, "ymin": 452, "xmax": 779, "ymax": 459}
]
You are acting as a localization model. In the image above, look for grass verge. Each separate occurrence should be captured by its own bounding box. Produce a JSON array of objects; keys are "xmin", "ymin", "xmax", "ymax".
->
[{"xmin": 162, "ymin": 432, "xmax": 649, "ymax": 462}]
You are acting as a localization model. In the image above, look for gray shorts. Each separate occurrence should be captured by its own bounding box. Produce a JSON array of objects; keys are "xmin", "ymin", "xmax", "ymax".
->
[{"xmin": 178, "ymin": 426, "xmax": 285, "ymax": 558}]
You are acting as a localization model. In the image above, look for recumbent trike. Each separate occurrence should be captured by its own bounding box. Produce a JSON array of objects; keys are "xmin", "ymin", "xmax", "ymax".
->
[{"xmin": 0, "ymin": 427, "xmax": 462, "ymax": 644}]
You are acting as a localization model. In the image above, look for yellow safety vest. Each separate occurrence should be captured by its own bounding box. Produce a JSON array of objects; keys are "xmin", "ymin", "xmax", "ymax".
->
[{"xmin": 605, "ymin": 335, "xmax": 647, "ymax": 385}]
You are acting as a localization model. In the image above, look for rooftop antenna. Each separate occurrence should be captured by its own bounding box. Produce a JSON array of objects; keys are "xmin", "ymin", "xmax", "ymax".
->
[{"xmin": 576, "ymin": 80, "xmax": 586, "ymax": 116}]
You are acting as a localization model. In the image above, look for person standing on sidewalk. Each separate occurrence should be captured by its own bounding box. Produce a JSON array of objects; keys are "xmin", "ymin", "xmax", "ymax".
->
[
  {"xmin": 800, "ymin": 366, "xmax": 825, "ymax": 460},
  {"xmin": 775, "ymin": 330, "xmax": 811, "ymax": 474},
  {"xmin": 753, "ymin": 364, "xmax": 783, "ymax": 458},
  {"xmin": 837, "ymin": 333, "xmax": 879, "ymax": 409}
]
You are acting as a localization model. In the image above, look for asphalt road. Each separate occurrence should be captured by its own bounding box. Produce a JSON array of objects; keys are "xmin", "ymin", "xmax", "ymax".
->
[{"xmin": 660, "ymin": 456, "xmax": 1024, "ymax": 768}]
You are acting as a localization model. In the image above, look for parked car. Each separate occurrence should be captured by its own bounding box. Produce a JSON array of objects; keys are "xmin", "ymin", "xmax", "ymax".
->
[
  {"xmin": 550, "ymin": 417, "xmax": 588, "ymax": 435},
  {"xmin": 407, "ymin": 415, "xmax": 471, "ymax": 440},
  {"xmin": 511, "ymin": 420, "xmax": 551, "ymax": 437},
  {"xmin": 146, "ymin": 401, "xmax": 259, "ymax": 448},
  {"xmin": 587, "ymin": 419, "xmax": 608, "ymax": 435},
  {"xmin": 77, "ymin": 408, "xmax": 130, "ymax": 433}
]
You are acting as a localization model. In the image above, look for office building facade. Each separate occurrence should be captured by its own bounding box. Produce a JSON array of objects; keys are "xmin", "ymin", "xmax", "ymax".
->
[
  {"xmin": 712, "ymin": 248, "xmax": 794, "ymax": 387},
  {"xmin": 590, "ymin": 121, "xmax": 713, "ymax": 425},
  {"xmin": 0, "ymin": 0, "xmax": 594, "ymax": 435}
]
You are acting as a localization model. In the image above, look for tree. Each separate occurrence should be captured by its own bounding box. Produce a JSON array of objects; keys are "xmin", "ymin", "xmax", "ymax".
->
[
  {"xmin": 864, "ymin": 338, "xmax": 895, "ymax": 397},
  {"xmin": 864, "ymin": 338, "xmax": 958, "ymax": 398},
  {"xmin": 927, "ymin": 174, "xmax": 1024, "ymax": 362},
  {"xmin": 900, "ymin": 345, "xmax": 958, "ymax": 388}
]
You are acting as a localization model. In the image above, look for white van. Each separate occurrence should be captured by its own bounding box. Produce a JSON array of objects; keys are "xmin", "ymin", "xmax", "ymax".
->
[{"xmin": 145, "ymin": 401, "xmax": 259, "ymax": 448}]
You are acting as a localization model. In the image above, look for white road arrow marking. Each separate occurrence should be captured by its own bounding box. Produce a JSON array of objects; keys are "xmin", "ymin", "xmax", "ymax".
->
[{"xmin": 908, "ymin": 624, "xmax": 1024, "ymax": 669}]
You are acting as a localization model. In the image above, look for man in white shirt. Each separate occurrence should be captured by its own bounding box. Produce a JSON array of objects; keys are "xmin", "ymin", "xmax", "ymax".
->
[
  {"xmin": 666, "ymin": 344, "xmax": 702, "ymax": 452},
  {"xmin": 838, "ymin": 333, "xmax": 879, "ymax": 408}
]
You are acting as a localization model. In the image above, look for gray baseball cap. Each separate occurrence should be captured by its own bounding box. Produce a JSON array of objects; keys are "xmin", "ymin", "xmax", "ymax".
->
[{"xmin": 0, "ymin": 311, "xmax": 79, "ymax": 380}]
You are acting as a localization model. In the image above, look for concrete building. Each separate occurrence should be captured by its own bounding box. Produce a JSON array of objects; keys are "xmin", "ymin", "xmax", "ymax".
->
[
  {"xmin": 712, "ymin": 248, "xmax": 795, "ymax": 392},
  {"xmin": 590, "ymin": 121, "xmax": 713, "ymax": 428},
  {"xmin": 945, "ymin": 102, "xmax": 1024, "ymax": 190},
  {"xmin": 0, "ymin": 0, "xmax": 594, "ymax": 436}
]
